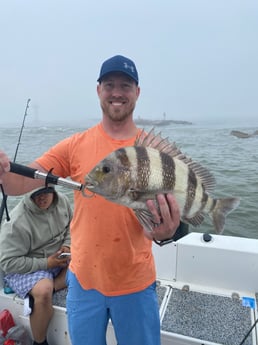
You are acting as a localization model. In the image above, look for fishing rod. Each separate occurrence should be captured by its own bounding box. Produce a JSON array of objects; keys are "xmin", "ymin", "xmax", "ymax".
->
[
  {"xmin": 239, "ymin": 316, "xmax": 258, "ymax": 345},
  {"xmin": 14, "ymin": 98, "xmax": 31, "ymax": 162},
  {"xmin": 9, "ymin": 162, "xmax": 83, "ymax": 191},
  {"xmin": 0, "ymin": 98, "xmax": 31, "ymax": 224}
]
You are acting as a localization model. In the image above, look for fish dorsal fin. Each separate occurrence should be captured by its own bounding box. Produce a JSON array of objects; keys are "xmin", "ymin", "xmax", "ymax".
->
[
  {"xmin": 135, "ymin": 128, "xmax": 181, "ymax": 156},
  {"xmin": 187, "ymin": 160, "xmax": 216, "ymax": 193},
  {"xmin": 135, "ymin": 128, "xmax": 216, "ymax": 193}
]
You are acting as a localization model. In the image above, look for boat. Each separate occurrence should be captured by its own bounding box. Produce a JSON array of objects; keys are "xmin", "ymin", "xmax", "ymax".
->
[
  {"xmin": 1, "ymin": 231, "xmax": 257, "ymax": 345},
  {"xmin": 230, "ymin": 130, "xmax": 258, "ymax": 139}
]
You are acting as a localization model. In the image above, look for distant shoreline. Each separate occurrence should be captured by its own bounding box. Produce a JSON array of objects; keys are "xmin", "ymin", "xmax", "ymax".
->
[{"xmin": 134, "ymin": 118, "xmax": 193, "ymax": 126}]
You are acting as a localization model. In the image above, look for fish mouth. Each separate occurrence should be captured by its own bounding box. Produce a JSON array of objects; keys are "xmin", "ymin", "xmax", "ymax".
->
[
  {"xmin": 84, "ymin": 182, "xmax": 95, "ymax": 189},
  {"xmin": 82, "ymin": 175, "xmax": 98, "ymax": 197},
  {"xmin": 84, "ymin": 176, "xmax": 97, "ymax": 190},
  {"xmin": 82, "ymin": 180, "xmax": 96, "ymax": 198}
]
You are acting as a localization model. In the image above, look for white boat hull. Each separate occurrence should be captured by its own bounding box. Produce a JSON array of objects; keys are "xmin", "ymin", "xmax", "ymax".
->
[{"xmin": 1, "ymin": 232, "xmax": 257, "ymax": 345}]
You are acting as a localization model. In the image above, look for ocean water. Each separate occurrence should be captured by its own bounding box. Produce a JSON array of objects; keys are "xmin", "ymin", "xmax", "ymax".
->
[{"xmin": 0, "ymin": 122, "xmax": 257, "ymax": 239}]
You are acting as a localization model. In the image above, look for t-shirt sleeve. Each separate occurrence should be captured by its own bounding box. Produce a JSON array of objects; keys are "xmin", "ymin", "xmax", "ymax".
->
[{"xmin": 36, "ymin": 136, "xmax": 72, "ymax": 178}]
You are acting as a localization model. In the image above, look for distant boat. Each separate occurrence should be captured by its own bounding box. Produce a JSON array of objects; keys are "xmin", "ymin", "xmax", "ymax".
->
[{"xmin": 230, "ymin": 130, "xmax": 258, "ymax": 139}]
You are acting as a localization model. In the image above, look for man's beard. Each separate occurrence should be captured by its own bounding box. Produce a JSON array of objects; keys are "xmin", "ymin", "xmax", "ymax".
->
[{"xmin": 100, "ymin": 102, "xmax": 135, "ymax": 122}]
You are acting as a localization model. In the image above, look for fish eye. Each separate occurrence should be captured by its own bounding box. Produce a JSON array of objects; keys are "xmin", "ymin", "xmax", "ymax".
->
[{"xmin": 102, "ymin": 166, "xmax": 111, "ymax": 174}]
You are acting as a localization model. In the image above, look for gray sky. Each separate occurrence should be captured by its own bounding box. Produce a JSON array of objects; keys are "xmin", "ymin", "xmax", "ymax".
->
[{"xmin": 0, "ymin": 0, "xmax": 257, "ymax": 127}]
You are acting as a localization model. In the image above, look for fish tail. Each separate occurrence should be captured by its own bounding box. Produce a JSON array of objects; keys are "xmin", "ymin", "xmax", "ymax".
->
[{"xmin": 211, "ymin": 197, "xmax": 240, "ymax": 234}]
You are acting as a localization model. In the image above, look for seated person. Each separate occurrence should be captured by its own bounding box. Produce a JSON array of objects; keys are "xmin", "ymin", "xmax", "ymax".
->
[{"xmin": 0, "ymin": 186, "xmax": 73, "ymax": 345}]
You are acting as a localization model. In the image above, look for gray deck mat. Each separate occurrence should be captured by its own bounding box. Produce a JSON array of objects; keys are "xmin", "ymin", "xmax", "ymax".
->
[
  {"xmin": 156, "ymin": 283, "xmax": 168, "ymax": 307},
  {"xmin": 53, "ymin": 284, "xmax": 168, "ymax": 309},
  {"xmin": 161, "ymin": 288, "xmax": 254, "ymax": 345},
  {"xmin": 53, "ymin": 286, "xmax": 256, "ymax": 345},
  {"xmin": 52, "ymin": 288, "xmax": 67, "ymax": 308}
]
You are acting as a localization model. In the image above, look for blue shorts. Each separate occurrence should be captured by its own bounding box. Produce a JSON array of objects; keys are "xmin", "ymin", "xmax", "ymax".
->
[{"xmin": 66, "ymin": 269, "xmax": 161, "ymax": 345}]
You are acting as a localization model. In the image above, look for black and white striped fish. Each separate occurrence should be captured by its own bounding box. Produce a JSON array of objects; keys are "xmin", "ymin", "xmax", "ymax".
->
[{"xmin": 83, "ymin": 129, "xmax": 240, "ymax": 234}]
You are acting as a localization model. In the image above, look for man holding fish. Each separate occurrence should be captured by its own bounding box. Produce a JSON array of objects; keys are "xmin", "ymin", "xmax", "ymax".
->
[{"xmin": 0, "ymin": 55, "xmax": 182, "ymax": 345}]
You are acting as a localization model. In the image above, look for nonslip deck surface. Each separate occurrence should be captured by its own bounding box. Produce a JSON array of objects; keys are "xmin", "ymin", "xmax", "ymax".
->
[
  {"xmin": 156, "ymin": 283, "xmax": 168, "ymax": 307},
  {"xmin": 52, "ymin": 285, "xmax": 256, "ymax": 345},
  {"xmin": 53, "ymin": 284, "xmax": 169, "ymax": 309},
  {"xmin": 52, "ymin": 288, "xmax": 67, "ymax": 307},
  {"xmin": 161, "ymin": 288, "xmax": 254, "ymax": 345}
]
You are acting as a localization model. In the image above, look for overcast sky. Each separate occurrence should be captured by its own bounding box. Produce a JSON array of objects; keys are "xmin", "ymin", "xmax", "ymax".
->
[{"xmin": 0, "ymin": 0, "xmax": 257, "ymax": 127}]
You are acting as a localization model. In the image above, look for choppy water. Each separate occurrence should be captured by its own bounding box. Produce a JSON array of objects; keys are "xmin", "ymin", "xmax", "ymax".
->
[{"xmin": 0, "ymin": 122, "xmax": 257, "ymax": 239}]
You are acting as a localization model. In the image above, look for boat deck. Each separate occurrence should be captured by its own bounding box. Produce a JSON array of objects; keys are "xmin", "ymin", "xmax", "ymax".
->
[
  {"xmin": 1, "ymin": 232, "xmax": 257, "ymax": 345},
  {"xmin": 152, "ymin": 233, "xmax": 258, "ymax": 345},
  {"xmin": 51, "ymin": 282, "xmax": 257, "ymax": 345},
  {"xmin": 157, "ymin": 283, "xmax": 256, "ymax": 345}
]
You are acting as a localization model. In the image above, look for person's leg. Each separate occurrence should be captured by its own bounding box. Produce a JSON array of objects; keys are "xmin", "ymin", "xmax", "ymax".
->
[
  {"xmin": 66, "ymin": 269, "xmax": 109, "ymax": 345},
  {"xmin": 109, "ymin": 282, "xmax": 161, "ymax": 345},
  {"xmin": 53, "ymin": 267, "xmax": 67, "ymax": 292},
  {"xmin": 29, "ymin": 278, "xmax": 54, "ymax": 344}
]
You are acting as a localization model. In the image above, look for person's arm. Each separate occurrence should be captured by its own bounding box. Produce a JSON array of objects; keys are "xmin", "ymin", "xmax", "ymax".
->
[
  {"xmin": 0, "ymin": 220, "xmax": 48, "ymax": 274},
  {"xmin": 49, "ymin": 197, "xmax": 72, "ymax": 265},
  {"xmin": 0, "ymin": 151, "xmax": 45, "ymax": 195},
  {"xmin": 60, "ymin": 195, "xmax": 72, "ymax": 248},
  {"xmin": 144, "ymin": 193, "xmax": 181, "ymax": 244}
]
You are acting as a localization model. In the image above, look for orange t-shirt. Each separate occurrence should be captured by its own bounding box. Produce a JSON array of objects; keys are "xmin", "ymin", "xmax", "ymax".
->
[{"xmin": 36, "ymin": 123, "xmax": 156, "ymax": 296}]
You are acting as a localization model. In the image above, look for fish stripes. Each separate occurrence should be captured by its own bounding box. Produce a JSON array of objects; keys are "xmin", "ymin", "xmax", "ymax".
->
[
  {"xmin": 135, "ymin": 146, "xmax": 151, "ymax": 190},
  {"xmin": 116, "ymin": 148, "xmax": 131, "ymax": 168},
  {"xmin": 184, "ymin": 168, "xmax": 197, "ymax": 216},
  {"xmin": 160, "ymin": 152, "xmax": 176, "ymax": 190}
]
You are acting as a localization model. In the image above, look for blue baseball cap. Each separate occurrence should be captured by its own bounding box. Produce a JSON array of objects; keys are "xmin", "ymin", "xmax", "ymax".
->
[{"xmin": 97, "ymin": 55, "xmax": 139, "ymax": 84}]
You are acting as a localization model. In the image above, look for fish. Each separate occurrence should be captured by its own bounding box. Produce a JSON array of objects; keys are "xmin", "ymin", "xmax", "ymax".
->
[{"xmin": 83, "ymin": 128, "xmax": 240, "ymax": 234}]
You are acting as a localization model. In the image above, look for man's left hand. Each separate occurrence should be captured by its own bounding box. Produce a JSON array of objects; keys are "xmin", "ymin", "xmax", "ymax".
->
[{"xmin": 145, "ymin": 193, "xmax": 180, "ymax": 241}]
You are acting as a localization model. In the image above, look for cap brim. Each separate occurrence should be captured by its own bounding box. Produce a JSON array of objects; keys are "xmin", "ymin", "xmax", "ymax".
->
[
  {"xmin": 97, "ymin": 71, "xmax": 138, "ymax": 84},
  {"xmin": 31, "ymin": 187, "xmax": 55, "ymax": 198}
]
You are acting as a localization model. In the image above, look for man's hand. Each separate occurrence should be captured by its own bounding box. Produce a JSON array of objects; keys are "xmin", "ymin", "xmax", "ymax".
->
[{"xmin": 145, "ymin": 193, "xmax": 180, "ymax": 241}]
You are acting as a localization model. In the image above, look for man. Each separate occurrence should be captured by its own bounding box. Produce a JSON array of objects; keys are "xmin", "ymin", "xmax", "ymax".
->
[
  {"xmin": 0, "ymin": 186, "xmax": 72, "ymax": 345},
  {"xmin": 0, "ymin": 55, "xmax": 180, "ymax": 345}
]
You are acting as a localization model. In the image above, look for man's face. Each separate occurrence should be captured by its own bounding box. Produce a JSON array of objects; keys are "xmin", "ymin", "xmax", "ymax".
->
[
  {"xmin": 97, "ymin": 72, "xmax": 140, "ymax": 122},
  {"xmin": 32, "ymin": 192, "xmax": 54, "ymax": 210}
]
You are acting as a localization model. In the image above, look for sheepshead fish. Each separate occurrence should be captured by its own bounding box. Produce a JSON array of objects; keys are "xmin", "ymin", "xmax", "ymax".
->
[{"xmin": 83, "ymin": 129, "xmax": 240, "ymax": 234}]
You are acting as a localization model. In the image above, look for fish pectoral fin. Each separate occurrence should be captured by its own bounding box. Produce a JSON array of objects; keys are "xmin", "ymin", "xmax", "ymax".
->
[
  {"xmin": 183, "ymin": 213, "xmax": 205, "ymax": 227},
  {"xmin": 133, "ymin": 209, "xmax": 155, "ymax": 232},
  {"xmin": 127, "ymin": 189, "xmax": 153, "ymax": 201},
  {"xmin": 127, "ymin": 189, "xmax": 144, "ymax": 201}
]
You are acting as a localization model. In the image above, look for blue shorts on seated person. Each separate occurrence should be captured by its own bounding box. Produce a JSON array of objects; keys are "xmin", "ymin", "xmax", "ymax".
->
[{"xmin": 66, "ymin": 269, "xmax": 161, "ymax": 345}]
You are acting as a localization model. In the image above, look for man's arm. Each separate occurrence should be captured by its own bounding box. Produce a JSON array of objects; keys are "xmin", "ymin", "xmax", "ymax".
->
[{"xmin": 0, "ymin": 150, "xmax": 45, "ymax": 195}]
